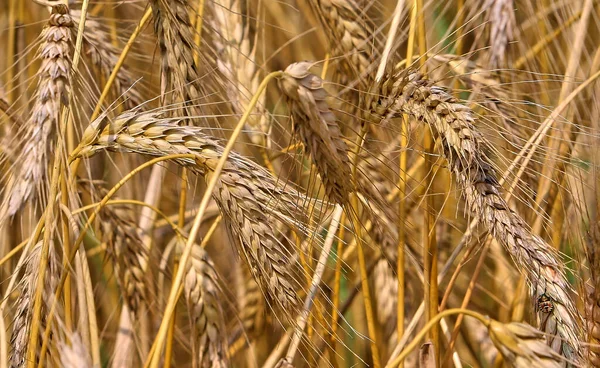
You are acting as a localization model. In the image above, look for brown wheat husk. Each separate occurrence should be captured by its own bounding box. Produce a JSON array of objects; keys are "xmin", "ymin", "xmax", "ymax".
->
[
  {"xmin": 0, "ymin": 4, "xmax": 73, "ymax": 221},
  {"xmin": 365, "ymin": 68, "xmax": 583, "ymax": 361},
  {"xmin": 279, "ymin": 62, "xmax": 353, "ymax": 204},
  {"xmin": 74, "ymin": 110, "xmax": 307, "ymax": 314}
]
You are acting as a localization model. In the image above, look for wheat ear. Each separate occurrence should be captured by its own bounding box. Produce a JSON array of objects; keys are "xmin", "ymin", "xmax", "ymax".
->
[
  {"xmin": 150, "ymin": 0, "xmax": 204, "ymax": 113},
  {"xmin": 489, "ymin": 320, "xmax": 565, "ymax": 368},
  {"xmin": 307, "ymin": 0, "xmax": 373, "ymax": 81},
  {"xmin": 211, "ymin": 0, "xmax": 269, "ymax": 147},
  {"xmin": 367, "ymin": 69, "xmax": 582, "ymax": 360},
  {"xmin": 182, "ymin": 243, "xmax": 228, "ymax": 367},
  {"xmin": 70, "ymin": 9, "xmax": 143, "ymax": 109},
  {"xmin": 485, "ymin": 0, "xmax": 515, "ymax": 68},
  {"xmin": 0, "ymin": 5, "xmax": 73, "ymax": 220},
  {"xmin": 279, "ymin": 62, "xmax": 353, "ymax": 204},
  {"xmin": 74, "ymin": 110, "xmax": 305, "ymax": 313},
  {"xmin": 97, "ymin": 202, "xmax": 149, "ymax": 315}
]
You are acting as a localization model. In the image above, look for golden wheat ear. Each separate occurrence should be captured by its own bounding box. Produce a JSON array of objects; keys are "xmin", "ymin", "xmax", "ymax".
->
[
  {"xmin": 279, "ymin": 61, "xmax": 353, "ymax": 205},
  {"xmin": 0, "ymin": 4, "xmax": 73, "ymax": 221}
]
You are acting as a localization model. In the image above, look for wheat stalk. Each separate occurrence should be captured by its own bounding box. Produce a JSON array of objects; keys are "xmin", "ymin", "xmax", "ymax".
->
[
  {"xmin": 73, "ymin": 110, "xmax": 307, "ymax": 313},
  {"xmin": 59, "ymin": 334, "xmax": 92, "ymax": 368},
  {"xmin": 366, "ymin": 69, "xmax": 582, "ymax": 360},
  {"xmin": 0, "ymin": 5, "xmax": 73, "ymax": 221}
]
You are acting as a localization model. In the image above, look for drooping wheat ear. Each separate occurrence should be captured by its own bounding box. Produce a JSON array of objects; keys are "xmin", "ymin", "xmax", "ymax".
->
[
  {"xmin": 306, "ymin": 0, "xmax": 373, "ymax": 82},
  {"xmin": 182, "ymin": 242, "xmax": 228, "ymax": 367},
  {"xmin": 279, "ymin": 62, "xmax": 353, "ymax": 204},
  {"xmin": 0, "ymin": 5, "xmax": 72, "ymax": 221},
  {"xmin": 10, "ymin": 241, "xmax": 60, "ymax": 368},
  {"xmin": 210, "ymin": 0, "xmax": 269, "ymax": 147},
  {"xmin": 150, "ymin": 0, "xmax": 204, "ymax": 113},
  {"xmin": 97, "ymin": 202, "xmax": 148, "ymax": 315},
  {"xmin": 367, "ymin": 69, "xmax": 583, "ymax": 360},
  {"xmin": 586, "ymin": 220, "xmax": 600, "ymax": 366},
  {"xmin": 75, "ymin": 110, "xmax": 305, "ymax": 312},
  {"xmin": 485, "ymin": 0, "xmax": 515, "ymax": 68},
  {"xmin": 239, "ymin": 262, "xmax": 267, "ymax": 337},
  {"xmin": 70, "ymin": 9, "xmax": 143, "ymax": 109},
  {"xmin": 488, "ymin": 320, "xmax": 565, "ymax": 367},
  {"xmin": 59, "ymin": 334, "xmax": 92, "ymax": 368}
]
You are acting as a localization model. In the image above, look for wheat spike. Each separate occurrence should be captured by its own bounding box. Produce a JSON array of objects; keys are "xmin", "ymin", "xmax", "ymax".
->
[
  {"xmin": 279, "ymin": 62, "xmax": 353, "ymax": 204},
  {"xmin": 150, "ymin": 0, "xmax": 204, "ymax": 114},
  {"xmin": 240, "ymin": 263, "xmax": 267, "ymax": 337},
  {"xmin": 71, "ymin": 9, "xmax": 143, "ymax": 109},
  {"xmin": 97, "ymin": 202, "xmax": 149, "ymax": 314},
  {"xmin": 307, "ymin": 0, "xmax": 373, "ymax": 81},
  {"xmin": 488, "ymin": 320, "xmax": 565, "ymax": 368},
  {"xmin": 366, "ymin": 69, "xmax": 582, "ymax": 360},
  {"xmin": 211, "ymin": 0, "xmax": 269, "ymax": 147},
  {"xmin": 0, "ymin": 4, "xmax": 73, "ymax": 221},
  {"xmin": 485, "ymin": 0, "xmax": 515, "ymax": 68},
  {"xmin": 75, "ymin": 110, "xmax": 305, "ymax": 312},
  {"xmin": 183, "ymin": 243, "xmax": 228, "ymax": 367},
  {"xmin": 586, "ymin": 220, "xmax": 600, "ymax": 366},
  {"xmin": 9, "ymin": 240, "xmax": 60, "ymax": 368}
]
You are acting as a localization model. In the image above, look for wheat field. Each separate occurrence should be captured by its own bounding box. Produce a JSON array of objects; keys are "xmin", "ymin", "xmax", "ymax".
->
[{"xmin": 0, "ymin": 0, "xmax": 599, "ymax": 367}]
